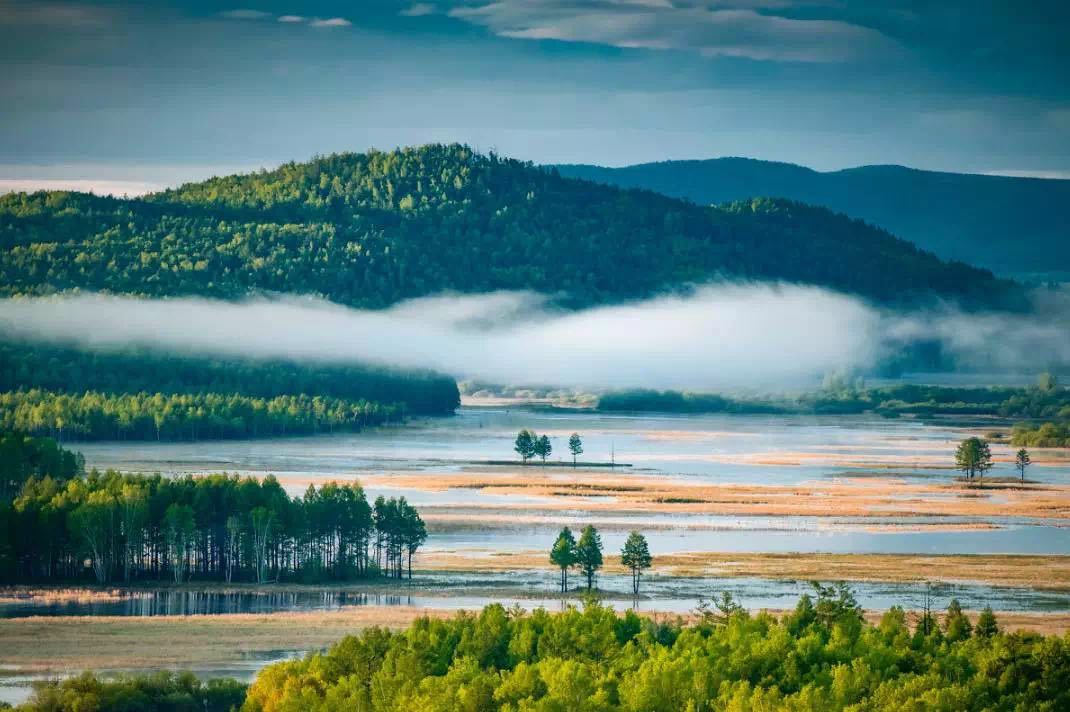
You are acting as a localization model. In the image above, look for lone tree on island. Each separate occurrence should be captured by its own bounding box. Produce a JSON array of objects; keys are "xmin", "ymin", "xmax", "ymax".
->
[
  {"xmin": 568, "ymin": 433, "xmax": 583, "ymax": 467},
  {"xmin": 550, "ymin": 527, "xmax": 578, "ymax": 593},
  {"xmin": 534, "ymin": 434, "xmax": 552, "ymax": 464},
  {"xmin": 514, "ymin": 429, "xmax": 537, "ymax": 463},
  {"xmin": 621, "ymin": 531, "xmax": 652, "ymax": 596},
  {"xmin": 1015, "ymin": 448, "xmax": 1031, "ymax": 482},
  {"xmin": 954, "ymin": 437, "xmax": 993, "ymax": 482},
  {"xmin": 575, "ymin": 525, "xmax": 604, "ymax": 590}
]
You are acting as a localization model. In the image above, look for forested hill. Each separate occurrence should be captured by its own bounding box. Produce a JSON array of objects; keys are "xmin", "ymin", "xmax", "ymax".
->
[
  {"xmin": 555, "ymin": 158, "xmax": 1070, "ymax": 279},
  {"xmin": 0, "ymin": 144, "xmax": 1020, "ymax": 309}
]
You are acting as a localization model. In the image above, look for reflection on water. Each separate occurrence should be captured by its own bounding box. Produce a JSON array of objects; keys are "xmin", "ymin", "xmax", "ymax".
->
[{"xmin": 3, "ymin": 569, "xmax": 1068, "ymax": 620}]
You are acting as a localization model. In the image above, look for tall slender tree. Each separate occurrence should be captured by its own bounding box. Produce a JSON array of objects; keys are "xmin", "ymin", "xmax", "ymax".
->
[
  {"xmin": 1015, "ymin": 448, "xmax": 1031, "ymax": 482},
  {"xmin": 550, "ymin": 527, "xmax": 577, "ymax": 593},
  {"xmin": 568, "ymin": 433, "xmax": 583, "ymax": 467},
  {"xmin": 621, "ymin": 531, "xmax": 652, "ymax": 596},
  {"xmin": 575, "ymin": 525, "xmax": 603, "ymax": 591}
]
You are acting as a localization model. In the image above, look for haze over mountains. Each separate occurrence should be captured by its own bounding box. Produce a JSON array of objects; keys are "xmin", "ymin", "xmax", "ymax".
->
[{"xmin": 556, "ymin": 159, "xmax": 1070, "ymax": 280}]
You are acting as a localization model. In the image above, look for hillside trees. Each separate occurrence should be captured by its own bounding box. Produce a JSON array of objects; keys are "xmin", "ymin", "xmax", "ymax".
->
[{"xmin": 0, "ymin": 145, "xmax": 1021, "ymax": 310}]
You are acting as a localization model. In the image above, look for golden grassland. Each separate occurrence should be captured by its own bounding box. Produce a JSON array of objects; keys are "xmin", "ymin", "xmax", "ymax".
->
[
  {"xmin": 3, "ymin": 606, "xmax": 1069, "ymax": 676},
  {"xmin": 418, "ymin": 551, "xmax": 1070, "ymax": 590},
  {"xmin": 359, "ymin": 470, "xmax": 1070, "ymax": 523}
]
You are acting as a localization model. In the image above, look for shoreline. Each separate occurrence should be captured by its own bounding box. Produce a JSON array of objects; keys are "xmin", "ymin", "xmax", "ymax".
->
[{"xmin": 4, "ymin": 551, "xmax": 1070, "ymax": 601}]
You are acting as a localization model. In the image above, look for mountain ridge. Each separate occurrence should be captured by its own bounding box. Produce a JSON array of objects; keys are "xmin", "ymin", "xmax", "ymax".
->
[
  {"xmin": 555, "ymin": 157, "xmax": 1070, "ymax": 278},
  {"xmin": 0, "ymin": 144, "xmax": 1021, "ymax": 310}
]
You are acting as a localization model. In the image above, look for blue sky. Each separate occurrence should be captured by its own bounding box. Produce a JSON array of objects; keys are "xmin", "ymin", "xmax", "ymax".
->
[{"xmin": 1, "ymin": 0, "xmax": 1068, "ymax": 192}]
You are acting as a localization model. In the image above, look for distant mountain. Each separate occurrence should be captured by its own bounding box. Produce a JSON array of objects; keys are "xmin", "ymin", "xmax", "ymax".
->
[
  {"xmin": 0, "ymin": 144, "xmax": 1020, "ymax": 309},
  {"xmin": 556, "ymin": 158, "xmax": 1070, "ymax": 279}
]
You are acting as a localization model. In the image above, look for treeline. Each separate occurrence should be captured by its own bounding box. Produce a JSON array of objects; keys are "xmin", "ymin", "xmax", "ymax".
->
[
  {"xmin": 0, "ymin": 145, "xmax": 1021, "ymax": 310},
  {"xmin": 16, "ymin": 671, "xmax": 246, "ymax": 712},
  {"xmin": 1011, "ymin": 422, "xmax": 1070, "ymax": 448},
  {"xmin": 2, "ymin": 442, "xmax": 426, "ymax": 583},
  {"xmin": 0, "ymin": 340, "xmax": 460, "ymax": 416},
  {"xmin": 214, "ymin": 592, "xmax": 1068, "ymax": 711},
  {"xmin": 0, "ymin": 389, "xmax": 403, "ymax": 442},
  {"xmin": 598, "ymin": 376, "xmax": 1070, "ymax": 419}
]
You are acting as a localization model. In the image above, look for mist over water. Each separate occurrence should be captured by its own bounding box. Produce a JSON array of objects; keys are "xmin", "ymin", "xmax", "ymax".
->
[{"xmin": 0, "ymin": 283, "xmax": 1066, "ymax": 390}]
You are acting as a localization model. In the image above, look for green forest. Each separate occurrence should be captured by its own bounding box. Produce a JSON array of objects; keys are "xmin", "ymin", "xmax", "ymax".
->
[
  {"xmin": 0, "ymin": 145, "xmax": 1022, "ymax": 310},
  {"xmin": 597, "ymin": 377, "xmax": 1070, "ymax": 420},
  {"xmin": 0, "ymin": 389, "xmax": 405, "ymax": 441},
  {"xmin": 0, "ymin": 339, "xmax": 460, "ymax": 441},
  {"xmin": 0, "ymin": 431, "xmax": 426, "ymax": 584},
  {"xmin": 0, "ymin": 341, "xmax": 459, "ymax": 416},
  {"xmin": 16, "ymin": 594, "xmax": 1070, "ymax": 712}
]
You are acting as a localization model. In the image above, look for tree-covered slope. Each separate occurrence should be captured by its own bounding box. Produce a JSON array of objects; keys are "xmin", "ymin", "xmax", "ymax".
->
[
  {"xmin": 556, "ymin": 158, "xmax": 1070, "ymax": 279},
  {"xmin": 0, "ymin": 144, "xmax": 1020, "ymax": 309}
]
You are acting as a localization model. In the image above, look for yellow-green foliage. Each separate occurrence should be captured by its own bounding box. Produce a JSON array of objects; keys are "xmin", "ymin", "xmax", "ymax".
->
[{"xmin": 241, "ymin": 600, "xmax": 1070, "ymax": 712}]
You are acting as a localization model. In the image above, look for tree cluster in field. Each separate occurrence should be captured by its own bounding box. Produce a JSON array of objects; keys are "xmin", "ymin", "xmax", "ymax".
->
[
  {"xmin": 953, "ymin": 436, "xmax": 1034, "ymax": 483},
  {"xmin": 0, "ymin": 145, "xmax": 1019, "ymax": 310},
  {"xmin": 550, "ymin": 526, "xmax": 652, "ymax": 596},
  {"xmin": 0, "ymin": 389, "xmax": 403, "ymax": 442},
  {"xmin": 0, "ymin": 432, "xmax": 427, "ymax": 584},
  {"xmin": 0, "ymin": 340, "xmax": 459, "ymax": 416},
  {"xmin": 45, "ymin": 592, "xmax": 1057, "ymax": 712},
  {"xmin": 513, "ymin": 430, "xmax": 585, "ymax": 465}
]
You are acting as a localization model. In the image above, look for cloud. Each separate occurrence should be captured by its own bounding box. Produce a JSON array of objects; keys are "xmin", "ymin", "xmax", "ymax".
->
[
  {"xmin": 2, "ymin": 284, "xmax": 1066, "ymax": 391},
  {"xmin": 401, "ymin": 3, "xmax": 438, "ymax": 17},
  {"xmin": 278, "ymin": 15, "xmax": 305, "ymax": 23},
  {"xmin": 309, "ymin": 17, "xmax": 352, "ymax": 27},
  {"xmin": 448, "ymin": 1, "xmax": 900, "ymax": 62},
  {"xmin": 220, "ymin": 9, "xmax": 272, "ymax": 21}
]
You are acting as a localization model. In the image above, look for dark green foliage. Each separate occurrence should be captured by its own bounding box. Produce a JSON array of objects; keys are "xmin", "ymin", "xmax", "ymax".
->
[
  {"xmin": 598, "ymin": 380, "xmax": 1070, "ymax": 419},
  {"xmin": 0, "ymin": 145, "xmax": 1019, "ymax": 309},
  {"xmin": 0, "ymin": 389, "xmax": 403, "ymax": 442},
  {"xmin": 550, "ymin": 527, "xmax": 578, "ymax": 593},
  {"xmin": 620, "ymin": 532, "xmax": 652, "ymax": 596},
  {"xmin": 236, "ymin": 599, "xmax": 1070, "ymax": 711},
  {"xmin": 0, "ymin": 430, "xmax": 82, "ymax": 499},
  {"xmin": 0, "ymin": 341, "xmax": 459, "ymax": 416},
  {"xmin": 2, "ymin": 450, "xmax": 426, "ymax": 583},
  {"xmin": 17, "ymin": 671, "xmax": 246, "ymax": 712},
  {"xmin": 575, "ymin": 525, "xmax": 603, "ymax": 590},
  {"xmin": 557, "ymin": 157, "xmax": 1070, "ymax": 277}
]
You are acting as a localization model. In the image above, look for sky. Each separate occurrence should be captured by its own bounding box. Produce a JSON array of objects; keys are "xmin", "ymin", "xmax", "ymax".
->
[{"xmin": 2, "ymin": 0, "xmax": 1069, "ymax": 193}]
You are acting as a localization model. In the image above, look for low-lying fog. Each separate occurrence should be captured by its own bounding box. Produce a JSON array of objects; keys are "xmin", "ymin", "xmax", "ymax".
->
[{"xmin": 1, "ymin": 283, "xmax": 1067, "ymax": 390}]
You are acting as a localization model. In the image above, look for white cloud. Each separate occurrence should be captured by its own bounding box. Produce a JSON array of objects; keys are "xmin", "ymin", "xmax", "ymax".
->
[
  {"xmin": 449, "ymin": 1, "xmax": 899, "ymax": 63},
  {"xmin": 220, "ymin": 9, "xmax": 272, "ymax": 20},
  {"xmin": 278, "ymin": 15, "xmax": 305, "ymax": 23},
  {"xmin": 0, "ymin": 285, "xmax": 877, "ymax": 389},
  {"xmin": 401, "ymin": 3, "xmax": 438, "ymax": 17},
  {"xmin": 309, "ymin": 17, "xmax": 352, "ymax": 27}
]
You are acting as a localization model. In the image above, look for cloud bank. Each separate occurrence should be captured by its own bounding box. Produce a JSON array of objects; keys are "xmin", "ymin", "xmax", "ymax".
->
[
  {"xmin": 0, "ymin": 285, "xmax": 1066, "ymax": 390},
  {"xmin": 449, "ymin": 1, "xmax": 900, "ymax": 63}
]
